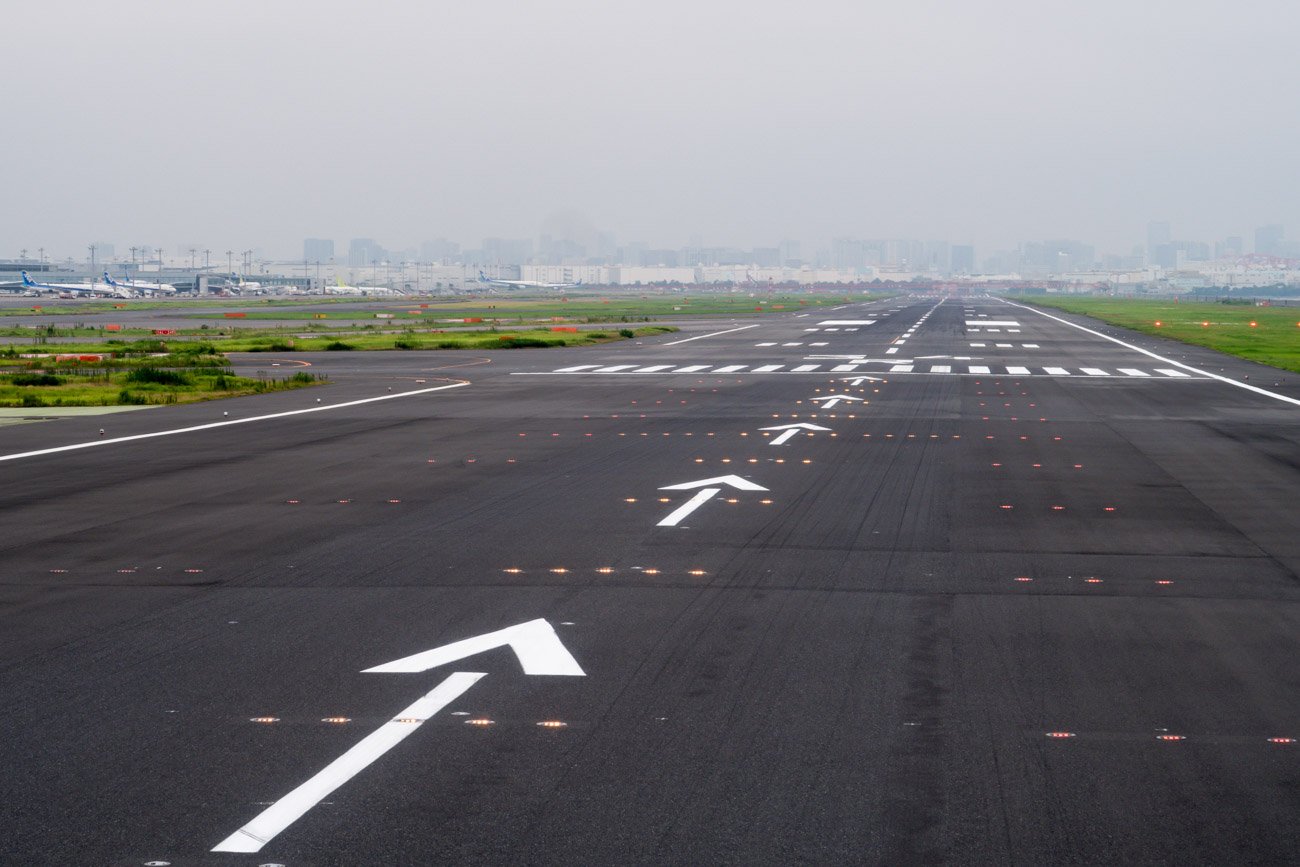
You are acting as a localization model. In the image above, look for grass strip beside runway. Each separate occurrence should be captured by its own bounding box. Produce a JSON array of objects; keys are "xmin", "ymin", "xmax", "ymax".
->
[{"xmin": 1017, "ymin": 296, "xmax": 1300, "ymax": 373}]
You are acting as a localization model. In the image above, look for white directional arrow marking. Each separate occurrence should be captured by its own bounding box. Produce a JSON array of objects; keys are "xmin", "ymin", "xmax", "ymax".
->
[
  {"xmin": 759, "ymin": 422, "xmax": 831, "ymax": 446},
  {"xmin": 363, "ymin": 618, "xmax": 585, "ymax": 677},
  {"xmin": 656, "ymin": 476, "xmax": 768, "ymax": 526},
  {"xmin": 841, "ymin": 376, "xmax": 881, "ymax": 385},
  {"xmin": 659, "ymin": 475, "xmax": 768, "ymax": 492},
  {"xmin": 809, "ymin": 394, "xmax": 864, "ymax": 409},
  {"xmin": 213, "ymin": 619, "xmax": 582, "ymax": 854}
]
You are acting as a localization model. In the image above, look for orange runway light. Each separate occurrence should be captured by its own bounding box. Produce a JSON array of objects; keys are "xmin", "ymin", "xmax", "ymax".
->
[
  {"xmin": 1156, "ymin": 734, "xmax": 1186, "ymax": 741},
  {"xmin": 465, "ymin": 718, "xmax": 495, "ymax": 726},
  {"xmin": 595, "ymin": 567, "xmax": 615, "ymax": 574},
  {"xmin": 250, "ymin": 717, "xmax": 279, "ymax": 724},
  {"xmin": 1045, "ymin": 731, "xmax": 1076, "ymax": 738},
  {"xmin": 321, "ymin": 717, "xmax": 351, "ymax": 724},
  {"xmin": 537, "ymin": 720, "xmax": 568, "ymax": 728}
]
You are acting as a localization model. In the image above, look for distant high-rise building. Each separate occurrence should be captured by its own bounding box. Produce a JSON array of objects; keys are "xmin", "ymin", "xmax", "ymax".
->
[
  {"xmin": 1215, "ymin": 236, "xmax": 1243, "ymax": 259},
  {"xmin": 481, "ymin": 238, "xmax": 532, "ymax": 264},
  {"xmin": 420, "ymin": 238, "xmax": 460, "ymax": 262},
  {"xmin": 779, "ymin": 240, "xmax": 801, "ymax": 267},
  {"xmin": 1255, "ymin": 224, "xmax": 1284, "ymax": 256},
  {"xmin": 92, "ymin": 242, "xmax": 115, "ymax": 260},
  {"xmin": 348, "ymin": 238, "xmax": 383, "ymax": 267},
  {"xmin": 831, "ymin": 238, "xmax": 868, "ymax": 270},
  {"xmin": 303, "ymin": 238, "xmax": 334, "ymax": 263},
  {"xmin": 1147, "ymin": 221, "xmax": 1171, "ymax": 265},
  {"xmin": 752, "ymin": 247, "xmax": 780, "ymax": 268},
  {"xmin": 950, "ymin": 245, "xmax": 975, "ymax": 274}
]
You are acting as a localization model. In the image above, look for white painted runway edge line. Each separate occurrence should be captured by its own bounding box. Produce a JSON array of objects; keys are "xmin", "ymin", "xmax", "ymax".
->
[
  {"xmin": 212, "ymin": 671, "xmax": 485, "ymax": 854},
  {"xmin": 0, "ymin": 382, "xmax": 471, "ymax": 464},
  {"xmin": 660, "ymin": 324, "xmax": 761, "ymax": 346},
  {"xmin": 1003, "ymin": 300, "xmax": 1300, "ymax": 408}
]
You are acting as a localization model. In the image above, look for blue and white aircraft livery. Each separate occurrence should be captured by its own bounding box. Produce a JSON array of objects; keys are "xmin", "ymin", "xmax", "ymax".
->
[
  {"xmin": 478, "ymin": 270, "xmax": 582, "ymax": 290},
  {"xmin": 21, "ymin": 271, "xmax": 134, "ymax": 298}
]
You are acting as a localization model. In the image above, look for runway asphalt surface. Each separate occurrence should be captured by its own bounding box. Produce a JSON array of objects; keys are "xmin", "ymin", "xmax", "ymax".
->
[{"xmin": 0, "ymin": 295, "xmax": 1296, "ymax": 865}]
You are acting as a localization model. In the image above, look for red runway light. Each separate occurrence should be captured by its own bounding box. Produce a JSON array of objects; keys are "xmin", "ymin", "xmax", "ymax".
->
[
  {"xmin": 1045, "ymin": 731, "xmax": 1076, "ymax": 738},
  {"xmin": 1268, "ymin": 737, "xmax": 1295, "ymax": 744},
  {"xmin": 1156, "ymin": 734, "xmax": 1185, "ymax": 741}
]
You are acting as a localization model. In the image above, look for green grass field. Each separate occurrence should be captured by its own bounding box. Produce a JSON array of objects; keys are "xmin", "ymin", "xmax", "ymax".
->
[
  {"xmin": 0, "ymin": 325, "xmax": 677, "ymax": 357},
  {"xmin": 187, "ymin": 293, "xmax": 866, "ymax": 322},
  {"xmin": 1016, "ymin": 296, "xmax": 1300, "ymax": 373},
  {"xmin": 0, "ymin": 366, "xmax": 323, "ymax": 408}
]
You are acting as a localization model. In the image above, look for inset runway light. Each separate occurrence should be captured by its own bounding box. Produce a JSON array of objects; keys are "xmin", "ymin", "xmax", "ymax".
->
[
  {"xmin": 286, "ymin": 499, "xmax": 300, "ymax": 504},
  {"xmin": 49, "ymin": 569, "xmax": 68, "ymax": 573},
  {"xmin": 1014, "ymin": 576, "xmax": 1033, "ymax": 582},
  {"xmin": 595, "ymin": 567, "xmax": 614, "ymax": 574},
  {"xmin": 760, "ymin": 498, "xmax": 773, "ymax": 505},
  {"xmin": 624, "ymin": 498, "xmax": 637, "ymax": 503},
  {"xmin": 1051, "ymin": 505, "xmax": 1065, "ymax": 511},
  {"xmin": 1156, "ymin": 579, "xmax": 1174, "ymax": 585},
  {"xmin": 250, "ymin": 717, "xmax": 279, "ymax": 724},
  {"xmin": 658, "ymin": 497, "xmax": 671, "ymax": 502},
  {"xmin": 1045, "ymin": 731, "xmax": 1076, "ymax": 738},
  {"xmin": 465, "ymin": 718, "xmax": 495, "ymax": 726},
  {"xmin": 802, "ymin": 458, "xmax": 812, "ymax": 464},
  {"xmin": 1032, "ymin": 463, "xmax": 1042, "ymax": 468},
  {"xmin": 726, "ymin": 498, "xmax": 739, "ymax": 504},
  {"xmin": 503, "ymin": 568, "xmax": 523, "ymax": 574},
  {"xmin": 1156, "ymin": 734, "xmax": 1185, "ymax": 741},
  {"xmin": 549, "ymin": 567, "xmax": 569, "ymax": 574},
  {"xmin": 387, "ymin": 499, "xmax": 401, "ymax": 504},
  {"xmin": 695, "ymin": 457, "xmax": 704, "ymax": 463},
  {"xmin": 688, "ymin": 569, "xmax": 707, "ymax": 576},
  {"xmin": 1084, "ymin": 577, "xmax": 1103, "ymax": 584},
  {"xmin": 321, "ymin": 717, "xmax": 351, "ymax": 724},
  {"xmin": 537, "ymin": 720, "xmax": 568, "ymax": 728},
  {"xmin": 1267, "ymin": 737, "xmax": 1295, "ymax": 744},
  {"xmin": 643, "ymin": 568, "xmax": 660, "ymax": 574},
  {"xmin": 184, "ymin": 568, "xmax": 203, "ymax": 573},
  {"xmin": 1104, "ymin": 506, "xmax": 1117, "ymax": 512},
  {"xmin": 337, "ymin": 499, "xmax": 351, "ymax": 504}
]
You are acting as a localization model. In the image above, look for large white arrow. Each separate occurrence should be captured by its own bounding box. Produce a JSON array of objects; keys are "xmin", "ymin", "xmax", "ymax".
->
[
  {"xmin": 809, "ymin": 394, "xmax": 863, "ymax": 409},
  {"xmin": 759, "ymin": 422, "xmax": 831, "ymax": 446},
  {"xmin": 840, "ymin": 376, "xmax": 881, "ymax": 385},
  {"xmin": 213, "ymin": 619, "xmax": 581, "ymax": 854},
  {"xmin": 656, "ymin": 475, "xmax": 768, "ymax": 527},
  {"xmin": 364, "ymin": 618, "xmax": 585, "ymax": 676}
]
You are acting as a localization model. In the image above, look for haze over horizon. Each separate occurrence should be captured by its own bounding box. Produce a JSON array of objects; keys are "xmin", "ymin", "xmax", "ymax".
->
[{"xmin": 5, "ymin": 0, "xmax": 1298, "ymax": 260}]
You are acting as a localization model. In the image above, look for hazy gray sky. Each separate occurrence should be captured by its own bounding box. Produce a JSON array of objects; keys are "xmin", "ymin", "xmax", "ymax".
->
[{"xmin": 5, "ymin": 0, "xmax": 1298, "ymax": 259}]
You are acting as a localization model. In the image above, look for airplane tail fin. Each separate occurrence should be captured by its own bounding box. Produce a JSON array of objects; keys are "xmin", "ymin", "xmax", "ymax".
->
[
  {"xmin": 21, "ymin": 271, "xmax": 36, "ymax": 287},
  {"xmin": 103, "ymin": 270, "xmax": 119, "ymax": 286},
  {"xmin": 479, "ymin": 270, "xmax": 490, "ymax": 282}
]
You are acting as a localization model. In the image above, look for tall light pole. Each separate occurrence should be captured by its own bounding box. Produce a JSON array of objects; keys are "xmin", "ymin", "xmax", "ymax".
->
[
  {"xmin": 88, "ymin": 244, "xmax": 97, "ymax": 277},
  {"xmin": 203, "ymin": 249, "xmax": 211, "ymax": 269}
]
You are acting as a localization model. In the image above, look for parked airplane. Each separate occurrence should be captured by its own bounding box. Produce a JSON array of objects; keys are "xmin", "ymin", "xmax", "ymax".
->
[
  {"xmin": 478, "ymin": 270, "xmax": 582, "ymax": 290},
  {"xmin": 103, "ymin": 271, "xmax": 177, "ymax": 294},
  {"xmin": 21, "ymin": 271, "xmax": 134, "ymax": 298}
]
